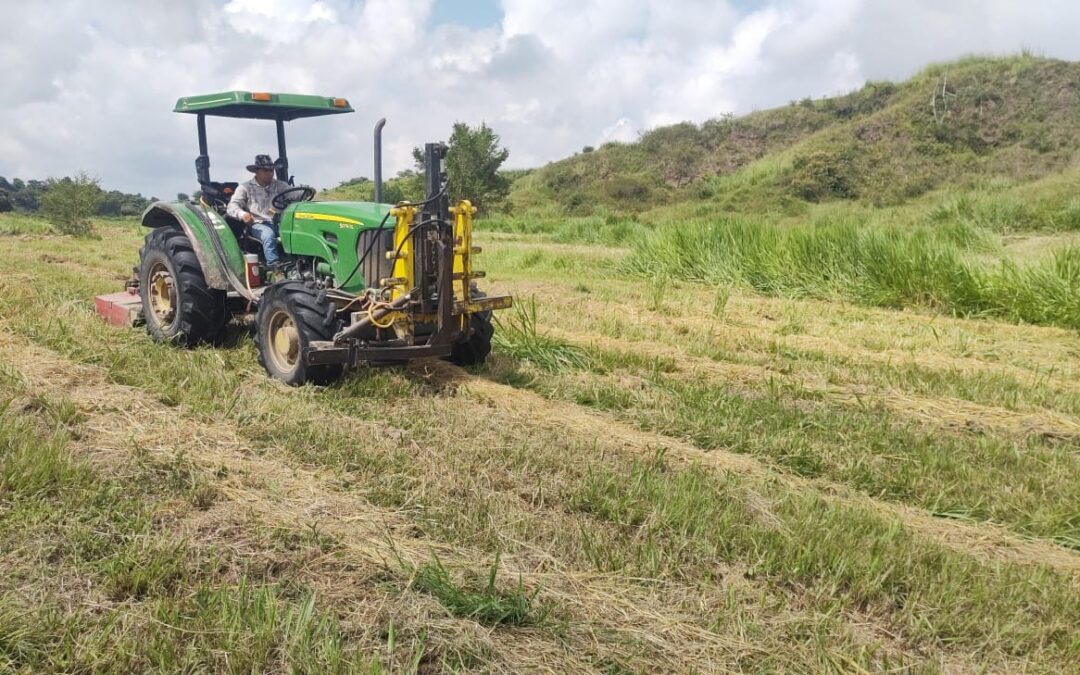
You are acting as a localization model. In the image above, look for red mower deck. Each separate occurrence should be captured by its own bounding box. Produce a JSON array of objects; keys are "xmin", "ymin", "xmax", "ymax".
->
[{"xmin": 95, "ymin": 291, "xmax": 144, "ymax": 328}]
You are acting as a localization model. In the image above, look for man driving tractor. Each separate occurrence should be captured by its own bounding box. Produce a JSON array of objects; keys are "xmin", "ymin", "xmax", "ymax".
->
[{"xmin": 227, "ymin": 154, "xmax": 290, "ymax": 267}]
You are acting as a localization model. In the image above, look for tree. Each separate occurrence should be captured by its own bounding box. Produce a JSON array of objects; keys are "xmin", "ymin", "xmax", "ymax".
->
[
  {"xmin": 40, "ymin": 172, "xmax": 104, "ymax": 236},
  {"xmin": 0, "ymin": 190, "xmax": 11, "ymax": 213},
  {"xmin": 177, "ymin": 193, "xmax": 190, "ymax": 203},
  {"xmin": 386, "ymin": 169, "xmax": 423, "ymax": 203},
  {"xmin": 98, "ymin": 189, "xmax": 151, "ymax": 217},
  {"xmin": 10, "ymin": 178, "xmax": 46, "ymax": 211},
  {"xmin": 414, "ymin": 122, "xmax": 510, "ymax": 214}
]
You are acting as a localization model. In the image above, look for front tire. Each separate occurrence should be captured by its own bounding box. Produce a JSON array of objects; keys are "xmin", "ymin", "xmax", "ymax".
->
[
  {"xmin": 255, "ymin": 281, "xmax": 344, "ymax": 386},
  {"xmin": 138, "ymin": 226, "xmax": 226, "ymax": 346}
]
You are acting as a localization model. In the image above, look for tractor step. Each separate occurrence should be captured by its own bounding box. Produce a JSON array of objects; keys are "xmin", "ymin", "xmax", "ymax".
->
[{"xmin": 95, "ymin": 291, "xmax": 144, "ymax": 328}]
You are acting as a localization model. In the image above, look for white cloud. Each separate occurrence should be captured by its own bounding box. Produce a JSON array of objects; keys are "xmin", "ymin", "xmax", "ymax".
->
[
  {"xmin": 1, "ymin": 0, "xmax": 1078, "ymax": 198},
  {"xmin": 223, "ymin": 0, "xmax": 339, "ymax": 41},
  {"xmin": 600, "ymin": 117, "xmax": 636, "ymax": 144}
]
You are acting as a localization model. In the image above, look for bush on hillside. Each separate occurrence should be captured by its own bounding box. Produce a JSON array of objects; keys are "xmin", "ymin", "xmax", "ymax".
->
[
  {"xmin": 41, "ymin": 172, "xmax": 103, "ymax": 236},
  {"xmin": 787, "ymin": 150, "xmax": 858, "ymax": 202},
  {"xmin": 603, "ymin": 175, "xmax": 654, "ymax": 203}
]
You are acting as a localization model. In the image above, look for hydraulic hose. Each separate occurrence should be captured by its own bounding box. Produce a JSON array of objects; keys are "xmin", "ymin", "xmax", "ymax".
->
[{"xmin": 333, "ymin": 291, "xmax": 413, "ymax": 343}]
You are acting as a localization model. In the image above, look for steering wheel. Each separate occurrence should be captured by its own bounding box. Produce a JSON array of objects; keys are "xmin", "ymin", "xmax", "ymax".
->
[{"xmin": 272, "ymin": 186, "xmax": 316, "ymax": 210}]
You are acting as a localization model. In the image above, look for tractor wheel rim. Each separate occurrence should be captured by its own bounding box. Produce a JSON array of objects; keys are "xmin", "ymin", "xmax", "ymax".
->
[
  {"xmin": 267, "ymin": 310, "xmax": 300, "ymax": 373},
  {"xmin": 148, "ymin": 262, "xmax": 176, "ymax": 326}
]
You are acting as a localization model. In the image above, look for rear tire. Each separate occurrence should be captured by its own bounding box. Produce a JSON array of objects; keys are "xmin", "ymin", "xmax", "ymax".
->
[
  {"xmin": 138, "ymin": 226, "xmax": 226, "ymax": 346},
  {"xmin": 255, "ymin": 281, "xmax": 344, "ymax": 386}
]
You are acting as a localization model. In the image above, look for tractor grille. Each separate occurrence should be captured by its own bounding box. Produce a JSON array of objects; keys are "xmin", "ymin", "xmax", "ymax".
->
[{"xmin": 356, "ymin": 228, "xmax": 395, "ymax": 290}]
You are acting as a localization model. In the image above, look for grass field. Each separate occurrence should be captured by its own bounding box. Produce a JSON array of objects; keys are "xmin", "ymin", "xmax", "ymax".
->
[{"xmin": 2, "ymin": 211, "xmax": 1080, "ymax": 673}]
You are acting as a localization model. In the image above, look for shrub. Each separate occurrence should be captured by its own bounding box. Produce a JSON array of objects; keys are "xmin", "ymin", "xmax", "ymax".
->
[
  {"xmin": 41, "ymin": 172, "xmax": 104, "ymax": 236},
  {"xmin": 787, "ymin": 151, "xmax": 857, "ymax": 202},
  {"xmin": 603, "ymin": 175, "xmax": 653, "ymax": 203}
]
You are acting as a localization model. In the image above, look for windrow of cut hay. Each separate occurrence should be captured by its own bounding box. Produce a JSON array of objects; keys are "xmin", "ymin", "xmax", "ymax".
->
[{"xmin": 624, "ymin": 218, "xmax": 1080, "ymax": 328}]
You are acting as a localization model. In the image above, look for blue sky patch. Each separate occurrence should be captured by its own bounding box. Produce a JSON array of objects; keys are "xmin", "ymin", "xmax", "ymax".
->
[{"xmin": 431, "ymin": 0, "xmax": 501, "ymax": 29}]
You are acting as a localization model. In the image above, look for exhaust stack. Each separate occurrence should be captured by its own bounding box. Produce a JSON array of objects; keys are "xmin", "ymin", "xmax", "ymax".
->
[{"xmin": 373, "ymin": 118, "xmax": 386, "ymax": 203}]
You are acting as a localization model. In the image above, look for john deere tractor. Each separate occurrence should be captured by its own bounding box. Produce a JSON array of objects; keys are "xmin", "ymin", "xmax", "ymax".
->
[{"xmin": 132, "ymin": 91, "xmax": 511, "ymax": 385}]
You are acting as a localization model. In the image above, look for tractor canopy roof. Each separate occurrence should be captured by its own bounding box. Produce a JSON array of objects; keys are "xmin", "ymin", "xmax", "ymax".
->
[{"xmin": 174, "ymin": 91, "xmax": 354, "ymax": 121}]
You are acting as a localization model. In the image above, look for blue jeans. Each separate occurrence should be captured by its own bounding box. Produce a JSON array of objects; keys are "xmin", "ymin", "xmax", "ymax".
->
[{"xmin": 251, "ymin": 220, "xmax": 281, "ymax": 266}]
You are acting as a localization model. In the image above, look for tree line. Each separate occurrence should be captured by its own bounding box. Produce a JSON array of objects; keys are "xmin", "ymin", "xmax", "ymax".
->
[{"xmin": 0, "ymin": 175, "xmax": 154, "ymax": 218}]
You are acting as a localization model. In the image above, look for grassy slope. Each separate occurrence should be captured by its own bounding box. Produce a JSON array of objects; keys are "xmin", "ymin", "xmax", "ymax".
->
[
  {"xmin": 508, "ymin": 54, "xmax": 1079, "ymax": 218},
  {"xmin": 3, "ymin": 212, "xmax": 1079, "ymax": 672}
]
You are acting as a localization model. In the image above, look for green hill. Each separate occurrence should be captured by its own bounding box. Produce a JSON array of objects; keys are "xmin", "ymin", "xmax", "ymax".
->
[{"xmin": 509, "ymin": 54, "xmax": 1080, "ymax": 218}]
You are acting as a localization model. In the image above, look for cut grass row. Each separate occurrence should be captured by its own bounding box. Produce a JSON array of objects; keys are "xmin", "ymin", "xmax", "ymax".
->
[
  {"xmin": 489, "ymin": 298, "xmax": 1080, "ymax": 547},
  {"xmin": 1, "ymin": 345, "xmax": 585, "ymax": 673},
  {"xmin": 0, "ymin": 384, "xmax": 385, "ymax": 673},
  {"xmin": 1, "ymin": 299, "xmax": 925, "ymax": 672},
  {"xmin": 522, "ymin": 276, "xmax": 1080, "ymax": 422},
  {"xmin": 542, "ymin": 276, "xmax": 1080, "ymax": 418},
  {"xmin": 5, "ymin": 230, "xmax": 1080, "ymax": 670},
  {"xmin": 4, "ymin": 243, "xmax": 913, "ymax": 670}
]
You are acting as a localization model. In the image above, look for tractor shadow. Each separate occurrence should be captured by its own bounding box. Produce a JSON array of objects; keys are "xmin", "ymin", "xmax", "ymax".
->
[
  {"xmin": 215, "ymin": 320, "xmax": 525, "ymax": 399},
  {"xmin": 216, "ymin": 320, "xmax": 463, "ymax": 397},
  {"xmin": 217, "ymin": 320, "xmax": 258, "ymax": 349}
]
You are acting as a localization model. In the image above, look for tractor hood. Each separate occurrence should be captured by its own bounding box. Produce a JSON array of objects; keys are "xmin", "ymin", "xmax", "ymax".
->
[
  {"xmin": 286, "ymin": 201, "xmax": 392, "ymax": 230},
  {"xmin": 281, "ymin": 200, "xmax": 396, "ymax": 293}
]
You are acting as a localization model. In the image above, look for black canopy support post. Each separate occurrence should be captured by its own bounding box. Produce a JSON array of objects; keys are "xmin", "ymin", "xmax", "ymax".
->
[
  {"xmin": 420, "ymin": 142, "xmax": 450, "ymax": 313},
  {"xmin": 275, "ymin": 117, "xmax": 289, "ymax": 183},
  {"xmin": 422, "ymin": 141, "xmax": 450, "ymax": 232},
  {"xmin": 374, "ymin": 118, "xmax": 386, "ymax": 203},
  {"xmin": 195, "ymin": 113, "xmax": 210, "ymax": 184},
  {"xmin": 423, "ymin": 142, "xmax": 447, "ymax": 208}
]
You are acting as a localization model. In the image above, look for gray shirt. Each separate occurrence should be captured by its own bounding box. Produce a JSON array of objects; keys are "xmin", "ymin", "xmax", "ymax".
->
[{"xmin": 226, "ymin": 177, "xmax": 290, "ymax": 223}]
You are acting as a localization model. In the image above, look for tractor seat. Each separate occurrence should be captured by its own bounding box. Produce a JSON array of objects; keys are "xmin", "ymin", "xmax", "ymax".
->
[
  {"xmin": 226, "ymin": 216, "xmax": 264, "ymax": 256},
  {"xmin": 199, "ymin": 181, "xmax": 238, "ymax": 215},
  {"xmin": 198, "ymin": 180, "xmax": 257, "ymax": 249}
]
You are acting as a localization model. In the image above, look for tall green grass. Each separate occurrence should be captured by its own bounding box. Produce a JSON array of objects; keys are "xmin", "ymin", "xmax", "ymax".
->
[
  {"xmin": 625, "ymin": 218, "xmax": 1080, "ymax": 328},
  {"xmin": 493, "ymin": 297, "xmax": 591, "ymax": 372},
  {"xmin": 478, "ymin": 214, "xmax": 648, "ymax": 246}
]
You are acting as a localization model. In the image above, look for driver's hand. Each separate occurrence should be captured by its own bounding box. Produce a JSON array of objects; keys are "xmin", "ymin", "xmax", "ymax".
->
[{"xmin": 242, "ymin": 212, "xmax": 254, "ymax": 225}]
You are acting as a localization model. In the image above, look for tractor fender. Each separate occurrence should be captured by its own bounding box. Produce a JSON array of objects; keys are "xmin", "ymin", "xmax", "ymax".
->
[{"xmin": 140, "ymin": 201, "xmax": 245, "ymax": 293}]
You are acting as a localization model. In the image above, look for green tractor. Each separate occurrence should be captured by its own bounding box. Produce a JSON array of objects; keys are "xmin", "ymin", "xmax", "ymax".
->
[{"xmin": 131, "ymin": 91, "xmax": 511, "ymax": 385}]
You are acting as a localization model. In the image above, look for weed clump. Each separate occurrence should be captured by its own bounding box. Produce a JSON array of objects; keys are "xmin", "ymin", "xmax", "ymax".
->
[
  {"xmin": 407, "ymin": 552, "xmax": 549, "ymax": 627},
  {"xmin": 493, "ymin": 297, "xmax": 591, "ymax": 372}
]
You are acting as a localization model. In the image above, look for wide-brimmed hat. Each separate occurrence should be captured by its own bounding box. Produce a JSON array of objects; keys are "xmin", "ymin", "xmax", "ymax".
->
[{"xmin": 246, "ymin": 154, "xmax": 275, "ymax": 172}]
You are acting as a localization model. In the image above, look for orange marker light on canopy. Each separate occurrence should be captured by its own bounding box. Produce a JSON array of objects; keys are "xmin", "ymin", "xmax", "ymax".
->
[
  {"xmin": 333, "ymin": 98, "xmax": 349, "ymax": 107},
  {"xmin": 251, "ymin": 92, "xmax": 272, "ymax": 102}
]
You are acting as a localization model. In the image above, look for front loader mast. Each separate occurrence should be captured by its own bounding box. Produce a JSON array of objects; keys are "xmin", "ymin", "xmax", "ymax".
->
[{"xmin": 327, "ymin": 142, "xmax": 462, "ymax": 352}]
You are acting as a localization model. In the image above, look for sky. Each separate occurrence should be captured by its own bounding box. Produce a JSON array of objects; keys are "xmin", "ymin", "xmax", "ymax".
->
[{"xmin": 1, "ymin": 0, "xmax": 1078, "ymax": 199}]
